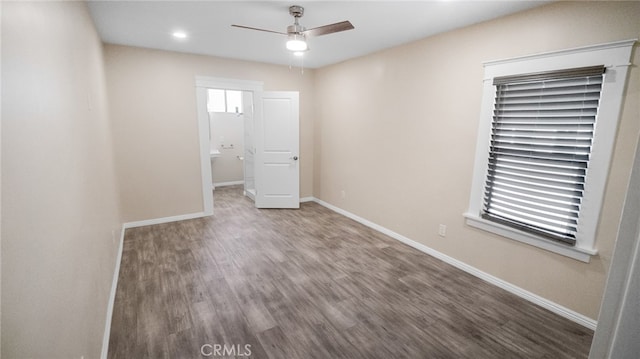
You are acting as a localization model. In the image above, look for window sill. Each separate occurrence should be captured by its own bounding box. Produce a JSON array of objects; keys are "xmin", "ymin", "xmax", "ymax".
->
[{"xmin": 463, "ymin": 213, "xmax": 597, "ymax": 263}]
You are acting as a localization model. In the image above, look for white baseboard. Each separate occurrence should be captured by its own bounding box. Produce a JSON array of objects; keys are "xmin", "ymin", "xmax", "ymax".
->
[
  {"xmin": 311, "ymin": 197, "xmax": 597, "ymax": 330},
  {"xmin": 123, "ymin": 211, "xmax": 211, "ymax": 229},
  {"xmin": 213, "ymin": 180, "xmax": 244, "ymax": 187},
  {"xmin": 101, "ymin": 225, "xmax": 126, "ymax": 359},
  {"xmin": 300, "ymin": 196, "xmax": 315, "ymax": 203}
]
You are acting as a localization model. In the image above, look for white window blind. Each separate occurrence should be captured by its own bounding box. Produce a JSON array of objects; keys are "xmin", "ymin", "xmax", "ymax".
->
[{"xmin": 482, "ymin": 66, "xmax": 605, "ymax": 245}]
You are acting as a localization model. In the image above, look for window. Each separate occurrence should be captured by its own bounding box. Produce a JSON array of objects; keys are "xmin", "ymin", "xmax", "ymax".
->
[
  {"xmin": 483, "ymin": 66, "xmax": 604, "ymax": 246},
  {"xmin": 465, "ymin": 40, "xmax": 635, "ymax": 262},
  {"xmin": 207, "ymin": 89, "xmax": 243, "ymax": 113}
]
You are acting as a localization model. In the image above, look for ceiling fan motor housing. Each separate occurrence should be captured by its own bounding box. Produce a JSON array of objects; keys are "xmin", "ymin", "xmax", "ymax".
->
[{"xmin": 289, "ymin": 5, "xmax": 304, "ymax": 18}]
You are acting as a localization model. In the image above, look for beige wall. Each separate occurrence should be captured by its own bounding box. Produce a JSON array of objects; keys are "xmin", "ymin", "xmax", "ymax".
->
[
  {"xmin": 1, "ymin": 2, "xmax": 123, "ymax": 358},
  {"xmin": 105, "ymin": 45, "xmax": 316, "ymax": 222},
  {"xmin": 314, "ymin": 1, "xmax": 640, "ymax": 319}
]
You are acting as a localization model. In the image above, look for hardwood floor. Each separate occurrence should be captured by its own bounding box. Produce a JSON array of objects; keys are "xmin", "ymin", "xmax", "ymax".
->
[{"xmin": 108, "ymin": 185, "xmax": 593, "ymax": 358}]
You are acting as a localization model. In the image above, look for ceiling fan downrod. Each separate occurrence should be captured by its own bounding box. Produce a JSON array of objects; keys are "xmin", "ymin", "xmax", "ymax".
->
[{"xmin": 288, "ymin": 5, "xmax": 305, "ymax": 34}]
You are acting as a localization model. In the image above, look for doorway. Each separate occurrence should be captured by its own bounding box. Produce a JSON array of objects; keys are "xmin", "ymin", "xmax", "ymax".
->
[
  {"xmin": 195, "ymin": 77, "xmax": 264, "ymax": 215},
  {"xmin": 206, "ymin": 88, "xmax": 255, "ymax": 199},
  {"xmin": 195, "ymin": 77, "xmax": 300, "ymax": 212}
]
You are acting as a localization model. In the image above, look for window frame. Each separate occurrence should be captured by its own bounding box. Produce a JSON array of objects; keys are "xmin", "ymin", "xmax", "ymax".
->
[{"xmin": 465, "ymin": 39, "xmax": 635, "ymax": 262}]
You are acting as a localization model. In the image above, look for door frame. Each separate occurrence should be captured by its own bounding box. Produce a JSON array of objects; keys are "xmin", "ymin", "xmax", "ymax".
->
[
  {"xmin": 194, "ymin": 76, "xmax": 264, "ymax": 214},
  {"xmin": 589, "ymin": 134, "xmax": 640, "ymax": 358}
]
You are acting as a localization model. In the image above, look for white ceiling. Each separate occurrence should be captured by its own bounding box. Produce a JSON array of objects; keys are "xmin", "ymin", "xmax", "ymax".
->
[{"xmin": 88, "ymin": 1, "xmax": 550, "ymax": 69}]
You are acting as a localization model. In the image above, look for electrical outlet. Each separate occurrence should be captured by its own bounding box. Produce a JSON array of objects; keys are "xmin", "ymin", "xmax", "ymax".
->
[{"xmin": 438, "ymin": 224, "xmax": 447, "ymax": 237}]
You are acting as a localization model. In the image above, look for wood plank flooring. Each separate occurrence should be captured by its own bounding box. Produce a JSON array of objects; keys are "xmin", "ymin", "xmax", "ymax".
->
[{"xmin": 108, "ymin": 185, "xmax": 593, "ymax": 358}]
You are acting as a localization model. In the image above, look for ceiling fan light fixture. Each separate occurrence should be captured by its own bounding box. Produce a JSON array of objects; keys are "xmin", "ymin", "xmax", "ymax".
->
[{"xmin": 286, "ymin": 34, "xmax": 308, "ymax": 52}]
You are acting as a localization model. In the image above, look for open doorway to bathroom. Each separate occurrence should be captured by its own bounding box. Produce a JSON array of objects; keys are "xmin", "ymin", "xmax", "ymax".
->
[
  {"xmin": 195, "ymin": 77, "xmax": 264, "ymax": 214},
  {"xmin": 207, "ymin": 89, "xmax": 256, "ymax": 200}
]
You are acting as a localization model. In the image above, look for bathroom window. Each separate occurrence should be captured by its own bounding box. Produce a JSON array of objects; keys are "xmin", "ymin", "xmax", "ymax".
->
[{"xmin": 207, "ymin": 89, "xmax": 243, "ymax": 113}]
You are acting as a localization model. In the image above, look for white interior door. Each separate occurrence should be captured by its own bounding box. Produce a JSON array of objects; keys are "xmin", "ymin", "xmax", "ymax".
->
[{"xmin": 254, "ymin": 91, "xmax": 300, "ymax": 208}]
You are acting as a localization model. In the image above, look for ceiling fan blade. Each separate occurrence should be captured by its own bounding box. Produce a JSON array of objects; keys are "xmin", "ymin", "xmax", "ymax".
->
[
  {"xmin": 231, "ymin": 24, "xmax": 287, "ymax": 36},
  {"xmin": 302, "ymin": 21, "xmax": 354, "ymax": 37}
]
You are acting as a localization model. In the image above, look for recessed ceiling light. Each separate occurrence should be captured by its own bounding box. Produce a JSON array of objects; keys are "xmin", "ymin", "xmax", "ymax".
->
[{"xmin": 172, "ymin": 31, "xmax": 188, "ymax": 39}]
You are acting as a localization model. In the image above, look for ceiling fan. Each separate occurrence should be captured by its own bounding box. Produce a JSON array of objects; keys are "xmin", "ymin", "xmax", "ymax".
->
[{"xmin": 231, "ymin": 5, "xmax": 354, "ymax": 53}]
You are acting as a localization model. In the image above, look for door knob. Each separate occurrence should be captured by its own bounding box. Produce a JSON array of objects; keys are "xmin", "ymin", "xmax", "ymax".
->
[{"xmin": 292, "ymin": 156, "xmax": 298, "ymax": 161}]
